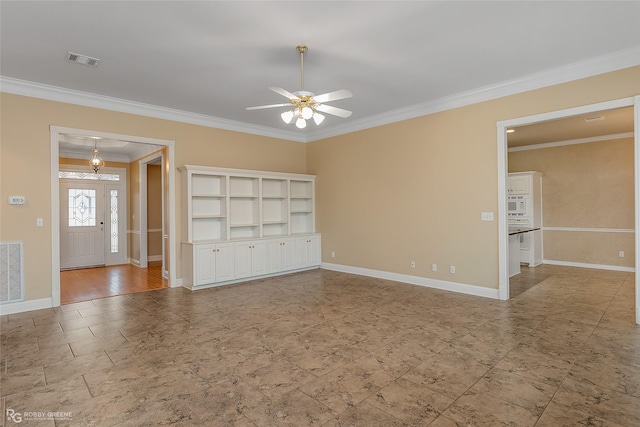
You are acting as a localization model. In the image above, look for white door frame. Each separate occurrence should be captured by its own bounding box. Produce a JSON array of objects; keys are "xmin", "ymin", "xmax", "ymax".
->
[
  {"xmin": 497, "ymin": 96, "xmax": 640, "ymax": 325},
  {"xmin": 139, "ymin": 151, "xmax": 164, "ymax": 271},
  {"xmin": 50, "ymin": 126, "xmax": 177, "ymax": 307}
]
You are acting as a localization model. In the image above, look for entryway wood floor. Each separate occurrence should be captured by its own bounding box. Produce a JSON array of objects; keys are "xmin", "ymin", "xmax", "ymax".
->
[{"xmin": 60, "ymin": 261, "xmax": 168, "ymax": 305}]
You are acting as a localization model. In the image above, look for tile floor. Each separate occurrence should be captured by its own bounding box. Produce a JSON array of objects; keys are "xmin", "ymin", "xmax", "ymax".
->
[{"xmin": 1, "ymin": 266, "xmax": 639, "ymax": 426}]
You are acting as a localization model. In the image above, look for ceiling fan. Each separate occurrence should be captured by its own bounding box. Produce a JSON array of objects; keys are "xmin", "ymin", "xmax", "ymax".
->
[{"xmin": 246, "ymin": 45, "xmax": 353, "ymax": 129}]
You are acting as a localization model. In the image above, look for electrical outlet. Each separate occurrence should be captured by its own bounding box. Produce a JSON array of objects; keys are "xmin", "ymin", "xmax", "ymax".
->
[
  {"xmin": 450, "ymin": 265, "xmax": 456, "ymax": 274},
  {"xmin": 410, "ymin": 260, "xmax": 416, "ymax": 268},
  {"xmin": 331, "ymin": 251, "xmax": 335, "ymax": 258},
  {"xmin": 432, "ymin": 264, "xmax": 437, "ymax": 272},
  {"xmin": 619, "ymin": 251, "xmax": 625, "ymax": 258}
]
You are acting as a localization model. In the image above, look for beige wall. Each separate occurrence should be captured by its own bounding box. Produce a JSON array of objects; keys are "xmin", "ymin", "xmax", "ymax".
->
[
  {"xmin": 0, "ymin": 93, "xmax": 306, "ymax": 301},
  {"xmin": 1, "ymin": 66, "xmax": 639, "ymax": 303},
  {"xmin": 307, "ymin": 66, "xmax": 640, "ymax": 289},
  {"xmin": 509, "ymin": 138, "xmax": 635, "ymax": 267}
]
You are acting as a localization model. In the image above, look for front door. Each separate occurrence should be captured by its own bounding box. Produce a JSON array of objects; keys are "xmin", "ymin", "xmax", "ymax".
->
[{"xmin": 60, "ymin": 182, "xmax": 106, "ymax": 269}]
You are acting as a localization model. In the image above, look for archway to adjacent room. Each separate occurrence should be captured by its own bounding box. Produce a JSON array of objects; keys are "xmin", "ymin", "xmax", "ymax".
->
[
  {"xmin": 50, "ymin": 126, "xmax": 177, "ymax": 306},
  {"xmin": 497, "ymin": 96, "xmax": 640, "ymax": 326}
]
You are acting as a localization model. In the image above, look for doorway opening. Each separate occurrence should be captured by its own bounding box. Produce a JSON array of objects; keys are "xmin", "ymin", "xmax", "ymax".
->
[
  {"xmin": 497, "ymin": 96, "xmax": 640, "ymax": 325},
  {"xmin": 51, "ymin": 126, "xmax": 177, "ymax": 306}
]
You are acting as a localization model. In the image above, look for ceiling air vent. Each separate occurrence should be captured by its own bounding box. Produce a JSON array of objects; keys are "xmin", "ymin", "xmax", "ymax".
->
[{"xmin": 65, "ymin": 51, "xmax": 100, "ymax": 67}]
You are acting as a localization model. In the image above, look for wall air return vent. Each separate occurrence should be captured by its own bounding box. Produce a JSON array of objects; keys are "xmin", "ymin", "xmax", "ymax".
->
[
  {"xmin": 66, "ymin": 51, "xmax": 100, "ymax": 67},
  {"xmin": 1, "ymin": 241, "xmax": 24, "ymax": 304}
]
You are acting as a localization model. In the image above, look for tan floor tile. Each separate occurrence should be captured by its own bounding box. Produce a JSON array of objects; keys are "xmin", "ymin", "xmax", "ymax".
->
[
  {"xmin": 441, "ymin": 390, "xmax": 539, "ymax": 426},
  {"xmin": 552, "ymin": 376, "xmax": 640, "ymax": 426},
  {"xmin": 535, "ymin": 401, "xmax": 626, "ymax": 427},
  {"xmin": 43, "ymin": 350, "xmax": 114, "ymax": 384},
  {"xmin": 113, "ymin": 398, "xmax": 207, "ymax": 426},
  {"xmin": 3, "ymin": 377, "xmax": 92, "ymax": 416},
  {"xmin": 244, "ymin": 359, "xmax": 316, "ymax": 399},
  {"xmin": 494, "ymin": 342, "xmax": 577, "ymax": 387},
  {"xmin": 243, "ymin": 389, "xmax": 336, "ymax": 426},
  {"xmin": 469, "ymin": 368, "xmax": 556, "ymax": 417},
  {"xmin": 36, "ymin": 327, "xmax": 94, "ymax": 349},
  {"xmin": 299, "ymin": 355, "xmax": 409, "ymax": 413},
  {"xmin": 0, "ymin": 366, "xmax": 46, "ymax": 397},
  {"xmin": 55, "ymin": 388, "xmax": 145, "ymax": 427},
  {"xmin": 326, "ymin": 401, "xmax": 406, "ymax": 426},
  {"xmin": 182, "ymin": 376, "xmax": 267, "ymax": 425},
  {"xmin": 82, "ymin": 359, "xmax": 160, "ymax": 396},
  {"xmin": 129, "ymin": 371, "xmax": 209, "ymax": 404},
  {"xmin": 68, "ymin": 331, "xmax": 129, "ymax": 356},
  {"xmin": 375, "ymin": 331, "xmax": 448, "ymax": 366},
  {"xmin": 1, "ymin": 267, "xmax": 638, "ymax": 426},
  {"xmin": 402, "ymin": 353, "xmax": 490, "ymax": 399},
  {"xmin": 365, "ymin": 377, "xmax": 453, "ymax": 425}
]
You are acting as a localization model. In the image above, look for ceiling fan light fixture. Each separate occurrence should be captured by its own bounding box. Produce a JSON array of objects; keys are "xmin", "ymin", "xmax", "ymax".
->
[
  {"xmin": 301, "ymin": 106, "xmax": 313, "ymax": 120},
  {"xmin": 246, "ymin": 45, "xmax": 353, "ymax": 129},
  {"xmin": 281, "ymin": 110, "xmax": 294, "ymax": 124}
]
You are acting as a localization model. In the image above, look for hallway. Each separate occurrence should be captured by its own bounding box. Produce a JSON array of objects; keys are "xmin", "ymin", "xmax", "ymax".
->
[{"xmin": 60, "ymin": 261, "xmax": 168, "ymax": 304}]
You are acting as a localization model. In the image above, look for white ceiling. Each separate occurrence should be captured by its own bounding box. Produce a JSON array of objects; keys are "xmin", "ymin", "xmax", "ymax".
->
[{"xmin": 1, "ymin": 1, "xmax": 639, "ymax": 147}]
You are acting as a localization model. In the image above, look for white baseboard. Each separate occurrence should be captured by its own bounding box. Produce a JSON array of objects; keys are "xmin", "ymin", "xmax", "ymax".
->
[
  {"xmin": 321, "ymin": 262, "xmax": 500, "ymax": 300},
  {"xmin": 0, "ymin": 297, "xmax": 53, "ymax": 315},
  {"xmin": 148, "ymin": 255, "xmax": 163, "ymax": 262},
  {"xmin": 172, "ymin": 278, "xmax": 183, "ymax": 288},
  {"xmin": 129, "ymin": 258, "xmax": 141, "ymax": 267},
  {"xmin": 543, "ymin": 259, "xmax": 635, "ymax": 272}
]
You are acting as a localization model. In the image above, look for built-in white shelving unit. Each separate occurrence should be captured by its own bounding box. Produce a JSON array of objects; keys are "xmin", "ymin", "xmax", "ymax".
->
[{"xmin": 180, "ymin": 165, "xmax": 320, "ymax": 290}]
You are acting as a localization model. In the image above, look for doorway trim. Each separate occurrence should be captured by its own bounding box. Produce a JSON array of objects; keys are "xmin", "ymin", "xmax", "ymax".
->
[
  {"xmin": 497, "ymin": 96, "xmax": 640, "ymax": 325},
  {"xmin": 50, "ymin": 126, "xmax": 177, "ymax": 307},
  {"xmin": 139, "ymin": 151, "xmax": 165, "ymax": 271}
]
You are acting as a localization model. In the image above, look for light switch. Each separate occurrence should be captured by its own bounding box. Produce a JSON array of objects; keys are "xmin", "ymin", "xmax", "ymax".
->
[
  {"xmin": 481, "ymin": 212, "xmax": 494, "ymax": 221},
  {"xmin": 36, "ymin": 218, "xmax": 44, "ymax": 227}
]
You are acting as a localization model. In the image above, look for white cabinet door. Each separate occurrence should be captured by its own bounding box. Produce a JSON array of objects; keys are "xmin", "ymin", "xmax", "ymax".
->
[
  {"xmin": 268, "ymin": 238, "xmax": 295, "ymax": 273},
  {"xmin": 195, "ymin": 244, "xmax": 217, "ymax": 285},
  {"xmin": 251, "ymin": 240, "xmax": 268, "ymax": 276},
  {"xmin": 508, "ymin": 175, "xmax": 531, "ymax": 194},
  {"xmin": 195, "ymin": 242, "xmax": 234, "ymax": 285},
  {"xmin": 235, "ymin": 240, "xmax": 267, "ymax": 279},
  {"xmin": 295, "ymin": 235, "xmax": 321, "ymax": 268},
  {"xmin": 235, "ymin": 241, "xmax": 252, "ymax": 279},
  {"xmin": 215, "ymin": 243, "xmax": 235, "ymax": 282}
]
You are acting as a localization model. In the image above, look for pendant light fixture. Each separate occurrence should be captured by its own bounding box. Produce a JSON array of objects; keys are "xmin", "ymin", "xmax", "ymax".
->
[{"xmin": 89, "ymin": 139, "xmax": 105, "ymax": 173}]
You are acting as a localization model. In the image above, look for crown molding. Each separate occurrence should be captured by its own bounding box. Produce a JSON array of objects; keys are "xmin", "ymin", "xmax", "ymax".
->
[
  {"xmin": 507, "ymin": 132, "xmax": 633, "ymax": 153},
  {"xmin": 305, "ymin": 47, "xmax": 640, "ymax": 142},
  {"xmin": 508, "ymin": 132, "xmax": 634, "ymax": 152},
  {"xmin": 2, "ymin": 46, "xmax": 639, "ymax": 144},
  {"xmin": 0, "ymin": 77, "xmax": 306, "ymax": 143}
]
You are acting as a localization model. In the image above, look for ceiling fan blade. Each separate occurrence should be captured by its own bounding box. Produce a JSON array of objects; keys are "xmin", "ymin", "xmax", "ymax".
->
[
  {"xmin": 312, "ymin": 89, "xmax": 353, "ymax": 104},
  {"xmin": 316, "ymin": 104, "xmax": 352, "ymax": 118},
  {"xmin": 269, "ymin": 87, "xmax": 299, "ymax": 101},
  {"xmin": 246, "ymin": 103, "xmax": 292, "ymax": 110}
]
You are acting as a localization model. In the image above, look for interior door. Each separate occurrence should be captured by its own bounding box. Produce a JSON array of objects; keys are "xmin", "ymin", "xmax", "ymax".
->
[{"xmin": 60, "ymin": 182, "xmax": 106, "ymax": 269}]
